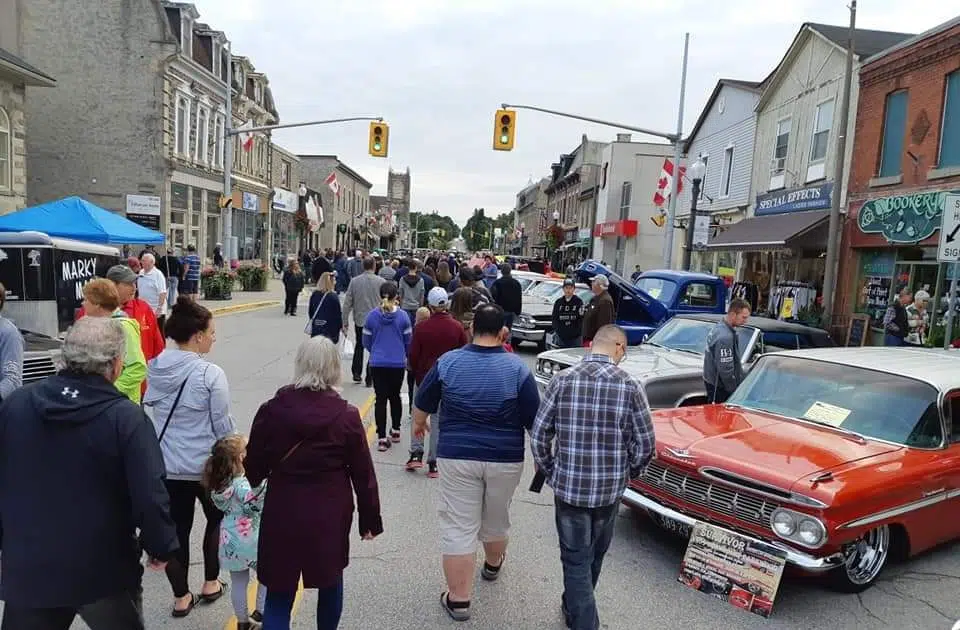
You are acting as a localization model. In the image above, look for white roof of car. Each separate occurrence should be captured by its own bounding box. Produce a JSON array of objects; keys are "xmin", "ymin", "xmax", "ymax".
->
[{"xmin": 773, "ymin": 347, "xmax": 960, "ymax": 390}]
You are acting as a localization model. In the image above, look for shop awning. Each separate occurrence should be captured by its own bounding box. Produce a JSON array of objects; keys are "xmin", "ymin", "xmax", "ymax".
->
[{"xmin": 704, "ymin": 210, "xmax": 829, "ymax": 251}]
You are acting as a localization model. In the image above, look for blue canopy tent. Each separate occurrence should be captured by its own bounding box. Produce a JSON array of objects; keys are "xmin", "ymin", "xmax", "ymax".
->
[{"xmin": 0, "ymin": 196, "xmax": 165, "ymax": 245}]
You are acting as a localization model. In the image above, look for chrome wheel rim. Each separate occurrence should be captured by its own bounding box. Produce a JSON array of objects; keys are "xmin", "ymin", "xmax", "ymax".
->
[{"xmin": 842, "ymin": 525, "xmax": 890, "ymax": 585}]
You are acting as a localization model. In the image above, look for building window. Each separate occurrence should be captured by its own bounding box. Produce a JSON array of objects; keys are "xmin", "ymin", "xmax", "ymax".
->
[
  {"xmin": 212, "ymin": 42, "xmax": 221, "ymax": 79},
  {"xmin": 171, "ymin": 183, "xmax": 189, "ymax": 209},
  {"xmin": 196, "ymin": 107, "xmax": 209, "ymax": 163},
  {"xmin": 213, "ymin": 113, "xmax": 224, "ymax": 167},
  {"xmin": 719, "ymin": 145, "xmax": 734, "ymax": 198},
  {"xmin": 698, "ymin": 154, "xmax": 709, "ymax": 201},
  {"xmin": 879, "ymin": 90, "xmax": 908, "ymax": 178},
  {"xmin": 773, "ymin": 119, "xmax": 790, "ymax": 174},
  {"xmin": 619, "ymin": 181, "xmax": 632, "ymax": 220},
  {"xmin": 175, "ymin": 96, "xmax": 190, "ymax": 156},
  {"xmin": 939, "ymin": 70, "xmax": 960, "ymax": 168},
  {"xmin": 280, "ymin": 160, "xmax": 290, "ymax": 188},
  {"xmin": 0, "ymin": 107, "xmax": 9, "ymax": 191},
  {"xmin": 180, "ymin": 17, "xmax": 193, "ymax": 59},
  {"xmin": 810, "ymin": 99, "xmax": 834, "ymax": 163}
]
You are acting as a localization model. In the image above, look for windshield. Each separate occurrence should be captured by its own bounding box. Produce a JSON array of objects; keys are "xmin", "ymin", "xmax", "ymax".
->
[
  {"xmin": 646, "ymin": 318, "xmax": 753, "ymax": 355},
  {"xmin": 528, "ymin": 281, "xmax": 561, "ymax": 299},
  {"xmin": 728, "ymin": 355, "xmax": 943, "ymax": 448},
  {"xmin": 635, "ymin": 277, "xmax": 678, "ymax": 303},
  {"xmin": 516, "ymin": 277, "xmax": 535, "ymax": 292}
]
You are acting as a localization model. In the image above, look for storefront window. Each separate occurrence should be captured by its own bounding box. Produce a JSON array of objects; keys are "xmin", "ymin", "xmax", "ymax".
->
[{"xmin": 855, "ymin": 251, "xmax": 895, "ymax": 327}]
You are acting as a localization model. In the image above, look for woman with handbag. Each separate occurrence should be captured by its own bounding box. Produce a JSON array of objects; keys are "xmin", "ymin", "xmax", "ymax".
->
[
  {"xmin": 307, "ymin": 272, "xmax": 342, "ymax": 344},
  {"xmin": 245, "ymin": 336, "xmax": 383, "ymax": 629},
  {"xmin": 144, "ymin": 297, "xmax": 237, "ymax": 617}
]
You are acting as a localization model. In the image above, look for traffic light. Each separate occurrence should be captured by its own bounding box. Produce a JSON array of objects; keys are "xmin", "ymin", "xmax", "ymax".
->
[
  {"xmin": 218, "ymin": 195, "xmax": 233, "ymax": 209},
  {"xmin": 369, "ymin": 121, "xmax": 389, "ymax": 157},
  {"xmin": 493, "ymin": 108, "xmax": 516, "ymax": 151}
]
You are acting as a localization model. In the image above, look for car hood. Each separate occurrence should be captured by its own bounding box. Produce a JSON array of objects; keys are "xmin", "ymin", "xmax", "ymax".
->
[
  {"xmin": 539, "ymin": 343, "xmax": 702, "ymax": 378},
  {"xmin": 575, "ymin": 260, "xmax": 669, "ymax": 322},
  {"xmin": 651, "ymin": 405, "xmax": 902, "ymax": 493},
  {"xmin": 520, "ymin": 299, "xmax": 555, "ymax": 317},
  {"xmin": 21, "ymin": 329, "xmax": 62, "ymax": 352}
]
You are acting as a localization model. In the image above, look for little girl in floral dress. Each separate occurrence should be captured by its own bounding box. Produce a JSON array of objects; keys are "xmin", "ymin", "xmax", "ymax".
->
[{"xmin": 203, "ymin": 435, "xmax": 267, "ymax": 630}]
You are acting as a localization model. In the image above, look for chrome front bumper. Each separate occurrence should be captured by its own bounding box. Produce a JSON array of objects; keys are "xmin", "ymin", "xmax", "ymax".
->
[
  {"xmin": 511, "ymin": 327, "xmax": 546, "ymax": 342},
  {"xmin": 621, "ymin": 487, "xmax": 844, "ymax": 573}
]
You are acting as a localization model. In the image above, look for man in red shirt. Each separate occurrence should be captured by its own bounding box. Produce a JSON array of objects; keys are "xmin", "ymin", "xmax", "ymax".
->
[
  {"xmin": 77, "ymin": 265, "xmax": 166, "ymax": 394},
  {"xmin": 406, "ymin": 286, "xmax": 468, "ymax": 476}
]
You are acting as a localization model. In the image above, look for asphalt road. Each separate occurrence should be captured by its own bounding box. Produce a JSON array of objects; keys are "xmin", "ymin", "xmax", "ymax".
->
[{"xmin": 7, "ymin": 302, "xmax": 958, "ymax": 629}]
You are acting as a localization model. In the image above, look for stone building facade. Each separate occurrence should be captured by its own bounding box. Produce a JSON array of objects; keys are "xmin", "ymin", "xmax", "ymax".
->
[
  {"xmin": 299, "ymin": 155, "xmax": 372, "ymax": 253},
  {"xmin": 269, "ymin": 143, "xmax": 300, "ymax": 261},
  {"xmin": 513, "ymin": 178, "xmax": 548, "ymax": 256},
  {"xmin": 387, "ymin": 167, "xmax": 411, "ymax": 248}
]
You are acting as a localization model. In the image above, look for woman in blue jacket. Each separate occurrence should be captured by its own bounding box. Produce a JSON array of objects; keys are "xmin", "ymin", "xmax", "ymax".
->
[
  {"xmin": 362, "ymin": 281, "xmax": 412, "ymax": 452},
  {"xmin": 307, "ymin": 272, "xmax": 342, "ymax": 344}
]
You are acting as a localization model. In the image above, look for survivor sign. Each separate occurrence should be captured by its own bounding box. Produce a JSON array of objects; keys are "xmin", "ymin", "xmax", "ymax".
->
[{"xmin": 678, "ymin": 522, "xmax": 787, "ymax": 618}]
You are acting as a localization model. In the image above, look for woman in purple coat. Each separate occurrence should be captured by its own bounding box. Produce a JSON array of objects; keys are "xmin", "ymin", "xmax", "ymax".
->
[{"xmin": 245, "ymin": 336, "xmax": 383, "ymax": 629}]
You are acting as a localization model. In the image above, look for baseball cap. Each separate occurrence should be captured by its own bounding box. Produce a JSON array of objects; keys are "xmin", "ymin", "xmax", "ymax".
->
[
  {"xmin": 562, "ymin": 278, "xmax": 575, "ymax": 287},
  {"xmin": 427, "ymin": 287, "xmax": 449, "ymax": 307},
  {"xmin": 106, "ymin": 264, "xmax": 138, "ymax": 284}
]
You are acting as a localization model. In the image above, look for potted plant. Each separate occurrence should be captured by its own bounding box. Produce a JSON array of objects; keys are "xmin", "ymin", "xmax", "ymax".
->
[
  {"xmin": 201, "ymin": 267, "xmax": 236, "ymax": 300},
  {"xmin": 236, "ymin": 263, "xmax": 268, "ymax": 291}
]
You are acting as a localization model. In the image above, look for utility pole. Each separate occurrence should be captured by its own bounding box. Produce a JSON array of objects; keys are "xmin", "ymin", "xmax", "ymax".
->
[
  {"xmin": 662, "ymin": 32, "xmax": 690, "ymax": 270},
  {"xmin": 820, "ymin": 1, "xmax": 856, "ymax": 330}
]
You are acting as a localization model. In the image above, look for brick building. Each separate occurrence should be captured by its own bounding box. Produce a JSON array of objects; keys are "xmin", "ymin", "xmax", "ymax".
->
[{"xmin": 836, "ymin": 16, "xmax": 960, "ymax": 345}]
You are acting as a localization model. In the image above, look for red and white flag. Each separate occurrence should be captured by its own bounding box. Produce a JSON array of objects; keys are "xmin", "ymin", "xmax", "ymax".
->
[
  {"xmin": 652, "ymin": 158, "xmax": 686, "ymax": 207},
  {"xmin": 238, "ymin": 120, "xmax": 256, "ymax": 152},
  {"xmin": 325, "ymin": 171, "xmax": 340, "ymax": 197}
]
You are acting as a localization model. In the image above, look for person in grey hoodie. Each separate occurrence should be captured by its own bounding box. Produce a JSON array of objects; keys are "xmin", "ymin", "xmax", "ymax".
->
[
  {"xmin": 703, "ymin": 298, "xmax": 751, "ymax": 404},
  {"xmin": 342, "ymin": 256, "xmax": 385, "ymax": 385},
  {"xmin": 144, "ymin": 297, "xmax": 237, "ymax": 617},
  {"xmin": 0, "ymin": 282, "xmax": 23, "ymax": 402},
  {"xmin": 398, "ymin": 261, "xmax": 425, "ymax": 323}
]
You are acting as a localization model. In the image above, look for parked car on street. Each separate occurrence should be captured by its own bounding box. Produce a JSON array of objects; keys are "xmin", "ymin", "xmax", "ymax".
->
[
  {"xmin": 574, "ymin": 261, "xmax": 728, "ymax": 344},
  {"xmin": 512, "ymin": 279, "xmax": 592, "ymax": 350},
  {"xmin": 535, "ymin": 313, "xmax": 833, "ymax": 407},
  {"xmin": 623, "ymin": 347, "xmax": 960, "ymax": 592},
  {"xmin": 507, "ymin": 270, "xmax": 549, "ymax": 293}
]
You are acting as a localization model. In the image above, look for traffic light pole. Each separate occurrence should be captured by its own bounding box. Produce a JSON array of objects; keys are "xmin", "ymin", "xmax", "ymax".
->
[{"xmin": 500, "ymin": 103, "xmax": 679, "ymax": 143}]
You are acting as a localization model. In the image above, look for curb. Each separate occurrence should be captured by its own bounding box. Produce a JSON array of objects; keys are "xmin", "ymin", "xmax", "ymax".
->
[{"xmin": 209, "ymin": 300, "xmax": 281, "ymax": 316}]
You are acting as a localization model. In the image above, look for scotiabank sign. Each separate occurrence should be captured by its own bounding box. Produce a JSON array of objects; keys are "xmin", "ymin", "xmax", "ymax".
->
[{"xmin": 593, "ymin": 219, "xmax": 639, "ymax": 238}]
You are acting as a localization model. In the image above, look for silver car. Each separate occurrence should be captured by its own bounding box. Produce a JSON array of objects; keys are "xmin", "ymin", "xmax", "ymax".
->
[
  {"xmin": 512, "ymin": 280, "xmax": 592, "ymax": 350},
  {"xmin": 534, "ymin": 314, "xmax": 834, "ymax": 408}
]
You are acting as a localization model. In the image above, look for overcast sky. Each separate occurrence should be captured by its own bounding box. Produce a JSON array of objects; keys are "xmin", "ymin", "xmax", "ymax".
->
[{"xmin": 197, "ymin": 1, "xmax": 957, "ymax": 226}]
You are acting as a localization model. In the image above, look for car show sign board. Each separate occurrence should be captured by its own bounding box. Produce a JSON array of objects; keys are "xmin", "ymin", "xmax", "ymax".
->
[
  {"xmin": 678, "ymin": 522, "xmax": 787, "ymax": 618},
  {"xmin": 939, "ymin": 194, "xmax": 960, "ymax": 263},
  {"xmin": 846, "ymin": 314, "xmax": 871, "ymax": 347}
]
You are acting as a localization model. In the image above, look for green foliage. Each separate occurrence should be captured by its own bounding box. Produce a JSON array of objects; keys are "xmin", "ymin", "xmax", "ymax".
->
[
  {"xmin": 925, "ymin": 320, "xmax": 960, "ymax": 348},
  {"xmin": 464, "ymin": 208, "xmax": 494, "ymax": 252},
  {"xmin": 409, "ymin": 211, "xmax": 461, "ymax": 249},
  {"xmin": 236, "ymin": 264, "xmax": 268, "ymax": 291},
  {"xmin": 201, "ymin": 268, "xmax": 236, "ymax": 300}
]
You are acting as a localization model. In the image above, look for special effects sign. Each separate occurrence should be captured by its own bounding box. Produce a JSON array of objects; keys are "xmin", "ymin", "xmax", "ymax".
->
[{"xmin": 678, "ymin": 522, "xmax": 787, "ymax": 618}]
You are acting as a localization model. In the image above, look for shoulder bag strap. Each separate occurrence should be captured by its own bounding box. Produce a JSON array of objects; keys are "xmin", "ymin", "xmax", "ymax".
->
[
  {"xmin": 157, "ymin": 377, "xmax": 190, "ymax": 443},
  {"xmin": 269, "ymin": 440, "xmax": 304, "ymax": 475},
  {"xmin": 305, "ymin": 293, "xmax": 328, "ymax": 334}
]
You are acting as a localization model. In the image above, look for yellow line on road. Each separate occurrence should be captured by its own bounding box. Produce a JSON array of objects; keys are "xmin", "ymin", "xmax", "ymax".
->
[
  {"xmin": 210, "ymin": 300, "xmax": 281, "ymax": 317},
  {"xmin": 358, "ymin": 392, "xmax": 376, "ymax": 444}
]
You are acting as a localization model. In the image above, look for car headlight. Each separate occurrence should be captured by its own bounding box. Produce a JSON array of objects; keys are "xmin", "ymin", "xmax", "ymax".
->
[
  {"xmin": 519, "ymin": 314, "xmax": 533, "ymax": 326},
  {"xmin": 770, "ymin": 507, "xmax": 826, "ymax": 548}
]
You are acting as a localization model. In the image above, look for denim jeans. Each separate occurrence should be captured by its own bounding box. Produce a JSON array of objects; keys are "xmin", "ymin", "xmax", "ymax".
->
[
  {"xmin": 884, "ymin": 333, "xmax": 905, "ymax": 346},
  {"xmin": 166, "ymin": 276, "xmax": 179, "ymax": 309},
  {"xmin": 1, "ymin": 589, "xmax": 144, "ymax": 630},
  {"xmin": 555, "ymin": 497, "xmax": 619, "ymax": 630},
  {"xmin": 263, "ymin": 576, "xmax": 343, "ymax": 630}
]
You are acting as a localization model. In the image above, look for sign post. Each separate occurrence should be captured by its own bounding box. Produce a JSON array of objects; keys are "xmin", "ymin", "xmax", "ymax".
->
[{"xmin": 938, "ymin": 194, "xmax": 960, "ymax": 349}]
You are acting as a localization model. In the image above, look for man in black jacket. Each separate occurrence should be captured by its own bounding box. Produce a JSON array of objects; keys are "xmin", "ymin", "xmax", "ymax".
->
[
  {"xmin": 491, "ymin": 263, "xmax": 523, "ymax": 336},
  {"xmin": 0, "ymin": 317, "xmax": 178, "ymax": 630},
  {"xmin": 551, "ymin": 278, "xmax": 584, "ymax": 348}
]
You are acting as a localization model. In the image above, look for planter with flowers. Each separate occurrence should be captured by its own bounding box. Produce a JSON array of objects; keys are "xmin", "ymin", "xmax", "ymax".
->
[
  {"xmin": 201, "ymin": 267, "xmax": 236, "ymax": 300},
  {"xmin": 236, "ymin": 263, "xmax": 269, "ymax": 291}
]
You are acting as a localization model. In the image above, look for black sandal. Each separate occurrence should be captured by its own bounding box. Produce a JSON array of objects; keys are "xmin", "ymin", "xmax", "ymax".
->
[
  {"xmin": 171, "ymin": 593, "xmax": 197, "ymax": 618},
  {"xmin": 440, "ymin": 591, "xmax": 471, "ymax": 622},
  {"xmin": 481, "ymin": 552, "xmax": 505, "ymax": 581},
  {"xmin": 199, "ymin": 580, "xmax": 226, "ymax": 603}
]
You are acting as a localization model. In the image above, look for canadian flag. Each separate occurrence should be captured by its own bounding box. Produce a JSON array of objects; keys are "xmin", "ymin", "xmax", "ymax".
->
[
  {"xmin": 238, "ymin": 120, "xmax": 256, "ymax": 152},
  {"xmin": 325, "ymin": 171, "xmax": 340, "ymax": 197},
  {"xmin": 652, "ymin": 158, "xmax": 686, "ymax": 207}
]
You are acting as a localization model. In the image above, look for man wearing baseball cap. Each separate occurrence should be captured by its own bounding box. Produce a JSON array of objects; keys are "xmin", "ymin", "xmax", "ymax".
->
[
  {"xmin": 551, "ymin": 278, "xmax": 585, "ymax": 349},
  {"xmin": 406, "ymin": 286, "xmax": 468, "ymax": 476}
]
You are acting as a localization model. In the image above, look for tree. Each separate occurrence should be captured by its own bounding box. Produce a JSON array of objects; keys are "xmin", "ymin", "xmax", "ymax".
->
[
  {"xmin": 409, "ymin": 211, "xmax": 461, "ymax": 249},
  {"xmin": 463, "ymin": 208, "xmax": 494, "ymax": 252}
]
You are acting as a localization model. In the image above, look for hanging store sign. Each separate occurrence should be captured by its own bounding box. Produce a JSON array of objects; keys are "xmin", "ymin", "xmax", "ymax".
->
[
  {"xmin": 242, "ymin": 192, "xmax": 259, "ymax": 212},
  {"xmin": 593, "ymin": 220, "xmax": 638, "ymax": 238},
  {"xmin": 754, "ymin": 182, "xmax": 833, "ymax": 216},
  {"xmin": 857, "ymin": 190, "xmax": 956, "ymax": 243},
  {"xmin": 125, "ymin": 194, "xmax": 161, "ymax": 230},
  {"xmin": 272, "ymin": 188, "xmax": 298, "ymax": 213}
]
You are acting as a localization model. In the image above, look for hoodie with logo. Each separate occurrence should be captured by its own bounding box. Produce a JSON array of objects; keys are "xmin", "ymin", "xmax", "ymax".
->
[
  {"xmin": 362, "ymin": 307, "xmax": 412, "ymax": 369},
  {"xmin": 0, "ymin": 372, "xmax": 178, "ymax": 607}
]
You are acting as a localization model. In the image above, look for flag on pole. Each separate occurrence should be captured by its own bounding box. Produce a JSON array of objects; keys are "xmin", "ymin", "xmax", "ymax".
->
[
  {"xmin": 238, "ymin": 120, "xmax": 256, "ymax": 152},
  {"xmin": 652, "ymin": 158, "xmax": 686, "ymax": 207},
  {"xmin": 325, "ymin": 172, "xmax": 340, "ymax": 197}
]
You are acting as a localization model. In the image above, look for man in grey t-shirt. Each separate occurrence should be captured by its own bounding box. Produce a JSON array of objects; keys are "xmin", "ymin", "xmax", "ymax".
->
[{"xmin": 703, "ymin": 298, "xmax": 751, "ymax": 403}]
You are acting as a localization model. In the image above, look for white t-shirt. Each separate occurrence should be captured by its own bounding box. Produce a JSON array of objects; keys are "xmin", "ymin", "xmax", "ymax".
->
[{"xmin": 138, "ymin": 267, "xmax": 167, "ymax": 313}]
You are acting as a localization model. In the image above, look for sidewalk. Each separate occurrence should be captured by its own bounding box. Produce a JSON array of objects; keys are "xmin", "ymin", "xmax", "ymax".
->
[{"xmin": 200, "ymin": 277, "xmax": 285, "ymax": 316}]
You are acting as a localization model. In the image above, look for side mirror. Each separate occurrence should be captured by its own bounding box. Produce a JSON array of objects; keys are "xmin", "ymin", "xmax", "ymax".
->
[{"xmin": 641, "ymin": 334, "xmax": 649, "ymax": 343}]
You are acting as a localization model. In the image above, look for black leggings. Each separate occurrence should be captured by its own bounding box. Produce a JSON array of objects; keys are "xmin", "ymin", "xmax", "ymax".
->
[
  {"xmin": 284, "ymin": 289, "xmax": 299, "ymax": 314},
  {"xmin": 163, "ymin": 479, "xmax": 223, "ymax": 598},
  {"xmin": 371, "ymin": 366, "xmax": 405, "ymax": 439}
]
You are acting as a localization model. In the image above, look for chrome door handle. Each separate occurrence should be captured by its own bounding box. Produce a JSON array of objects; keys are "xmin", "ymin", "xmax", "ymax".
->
[{"xmin": 922, "ymin": 488, "xmax": 946, "ymax": 497}]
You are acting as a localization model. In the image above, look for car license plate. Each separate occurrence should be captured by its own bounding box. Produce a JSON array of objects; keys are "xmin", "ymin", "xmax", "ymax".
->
[{"xmin": 650, "ymin": 512, "xmax": 693, "ymax": 538}]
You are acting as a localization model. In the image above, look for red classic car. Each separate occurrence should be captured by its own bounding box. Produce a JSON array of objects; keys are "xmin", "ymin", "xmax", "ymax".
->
[{"xmin": 623, "ymin": 347, "xmax": 960, "ymax": 592}]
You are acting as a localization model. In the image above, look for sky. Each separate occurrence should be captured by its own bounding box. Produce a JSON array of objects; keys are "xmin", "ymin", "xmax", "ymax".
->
[{"xmin": 195, "ymin": 0, "xmax": 958, "ymax": 227}]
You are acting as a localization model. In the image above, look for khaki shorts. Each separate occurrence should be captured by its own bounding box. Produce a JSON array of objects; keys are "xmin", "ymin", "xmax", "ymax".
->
[{"xmin": 437, "ymin": 458, "xmax": 524, "ymax": 555}]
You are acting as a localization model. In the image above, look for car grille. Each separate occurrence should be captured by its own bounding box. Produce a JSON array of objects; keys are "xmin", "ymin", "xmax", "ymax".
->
[
  {"xmin": 23, "ymin": 355, "xmax": 57, "ymax": 383},
  {"xmin": 640, "ymin": 460, "xmax": 780, "ymax": 530}
]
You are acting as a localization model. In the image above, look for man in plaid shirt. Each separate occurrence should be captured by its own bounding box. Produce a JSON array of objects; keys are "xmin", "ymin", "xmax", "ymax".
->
[{"xmin": 531, "ymin": 324, "xmax": 655, "ymax": 630}]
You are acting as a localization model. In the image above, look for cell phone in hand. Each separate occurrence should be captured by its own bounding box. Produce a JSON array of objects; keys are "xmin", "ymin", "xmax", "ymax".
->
[{"xmin": 529, "ymin": 469, "xmax": 546, "ymax": 493}]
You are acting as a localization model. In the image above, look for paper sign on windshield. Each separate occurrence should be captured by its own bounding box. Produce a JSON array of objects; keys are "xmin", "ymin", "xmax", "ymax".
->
[
  {"xmin": 647, "ymin": 287, "xmax": 662, "ymax": 299},
  {"xmin": 803, "ymin": 401, "xmax": 851, "ymax": 426}
]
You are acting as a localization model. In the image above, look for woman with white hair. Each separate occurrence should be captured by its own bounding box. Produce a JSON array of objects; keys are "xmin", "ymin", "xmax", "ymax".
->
[
  {"xmin": 244, "ymin": 336, "xmax": 383, "ymax": 629},
  {"xmin": 906, "ymin": 289, "xmax": 931, "ymax": 346}
]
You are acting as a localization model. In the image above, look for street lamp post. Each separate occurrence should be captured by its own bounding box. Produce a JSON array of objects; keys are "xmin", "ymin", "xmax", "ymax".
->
[{"xmin": 681, "ymin": 157, "xmax": 707, "ymax": 271}]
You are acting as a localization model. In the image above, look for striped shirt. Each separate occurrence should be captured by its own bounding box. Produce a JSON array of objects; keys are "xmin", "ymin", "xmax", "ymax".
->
[
  {"xmin": 184, "ymin": 254, "xmax": 201, "ymax": 282},
  {"xmin": 415, "ymin": 345, "xmax": 540, "ymax": 463},
  {"xmin": 530, "ymin": 354, "xmax": 655, "ymax": 508}
]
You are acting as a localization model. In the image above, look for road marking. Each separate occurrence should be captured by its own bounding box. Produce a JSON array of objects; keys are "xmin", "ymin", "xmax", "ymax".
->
[
  {"xmin": 210, "ymin": 300, "xmax": 281, "ymax": 317},
  {"xmin": 222, "ymin": 576, "xmax": 304, "ymax": 629},
  {"xmin": 358, "ymin": 392, "xmax": 376, "ymax": 444}
]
